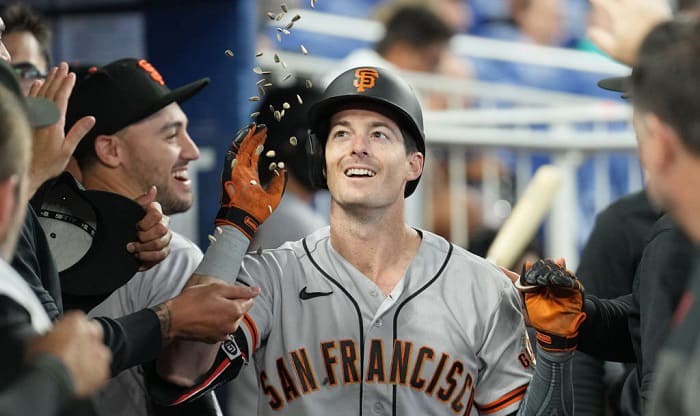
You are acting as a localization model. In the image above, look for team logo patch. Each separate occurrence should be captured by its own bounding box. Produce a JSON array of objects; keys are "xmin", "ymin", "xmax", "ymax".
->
[
  {"xmin": 353, "ymin": 68, "xmax": 379, "ymax": 93},
  {"xmin": 222, "ymin": 335, "xmax": 242, "ymax": 361},
  {"xmin": 137, "ymin": 59, "xmax": 165, "ymax": 86}
]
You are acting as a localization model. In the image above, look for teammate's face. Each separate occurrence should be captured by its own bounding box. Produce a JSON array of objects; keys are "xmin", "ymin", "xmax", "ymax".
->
[
  {"xmin": 324, "ymin": 109, "xmax": 422, "ymax": 209},
  {"xmin": 633, "ymin": 109, "xmax": 670, "ymax": 210},
  {"xmin": 118, "ymin": 103, "xmax": 200, "ymax": 215},
  {"xmin": 4, "ymin": 30, "xmax": 48, "ymax": 95}
]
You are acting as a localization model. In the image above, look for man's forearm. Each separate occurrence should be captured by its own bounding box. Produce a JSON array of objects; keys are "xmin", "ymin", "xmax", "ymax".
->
[{"xmin": 517, "ymin": 349, "xmax": 574, "ymax": 416}]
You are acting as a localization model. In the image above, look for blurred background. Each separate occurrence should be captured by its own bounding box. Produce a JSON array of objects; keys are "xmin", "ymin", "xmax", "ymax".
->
[{"xmin": 5, "ymin": 0, "xmax": 650, "ymax": 271}]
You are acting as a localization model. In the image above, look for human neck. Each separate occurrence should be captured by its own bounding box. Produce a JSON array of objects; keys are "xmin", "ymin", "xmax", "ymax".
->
[
  {"xmin": 672, "ymin": 161, "xmax": 700, "ymax": 244},
  {"xmin": 329, "ymin": 203, "xmax": 421, "ymax": 294},
  {"xmin": 81, "ymin": 166, "xmax": 142, "ymax": 199}
]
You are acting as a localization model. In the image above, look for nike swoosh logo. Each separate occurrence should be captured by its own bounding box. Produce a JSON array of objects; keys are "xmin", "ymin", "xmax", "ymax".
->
[{"xmin": 299, "ymin": 286, "xmax": 333, "ymax": 300}]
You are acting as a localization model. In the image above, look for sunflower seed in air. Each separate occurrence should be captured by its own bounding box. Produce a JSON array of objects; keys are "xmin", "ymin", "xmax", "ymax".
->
[
  {"xmin": 268, "ymin": 162, "xmax": 277, "ymax": 171},
  {"xmin": 300, "ymin": 45, "xmax": 308, "ymax": 55},
  {"xmin": 285, "ymin": 22, "xmax": 294, "ymax": 30},
  {"xmin": 281, "ymin": 3, "xmax": 288, "ymax": 12},
  {"xmin": 266, "ymin": 150, "xmax": 276, "ymax": 158},
  {"xmin": 289, "ymin": 136, "xmax": 298, "ymax": 146},
  {"xmin": 278, "ymin": 161, "xmax": 286, "ymax": 169},
  {"xmin": 255, "ymin": 145, "xmax": 264, "ymax": 155},
  {"xmin": 281, "ymin": 60, "xmax": 287, "ymax": 69},
  {"xmin": 283, "ymin": 73, "xmax": 292, "ymax": 81},
  {"xmin": 274, "ymin": 111, "xmax": 282, "ymax": 122},
  {"xmin": 280, "ymin": 109, "xmax": 286, "ymax": 118},
  {"xmin": 268, "ymin": 205, "xmax": 273, "ymax": 214},
  {"xmin": 263, "ymin": 83, "xmax": 273, "ymax": 88},
  {"xmin": 249, "ymin": 96, "xmax": 260, "ymax": 101},
  {"xmin": 276, "ymin": 33, "xmax": 282, "ymax": 42},
  {"xmin": 215, "ymin": 226, "xmax": 223, "ymax": 234},
  {"xmin": 292, "ymin": 14, "xmax": 301, "ymax": 22},
  {"xmin": 306, "ymin": 79, "xmax": 313, "ymax": 88},
  {"xmin": 253, "ymin": 66, "xmax": 263, "ymax": 74},
  {"xmin": 230, "ymin": 158, "xmax": 238, "ymax": 169},
  {"xmin": 269, "ymin": 105, "xmax": 275, "ymax": 112},
  {"xmin": 225, "ymin": 49, "xmax": 234, "ymax": 57},
  {"xmin": 208, "ymin": 234, "xmax": 217, "ymax": 243},
  {"xmin": 274, "ymin": 53, "xmax": 280, "ymax": 63},
  {"xmin": 266, "ymin": 11, "xmax": 276, "ymax": 19},
  {"xmin": 250, "ymin": 180, "xmax": 258, "ymax": 185},
  {"xmin": 275, "ymin": 12, "xmax": 285, "ymax": 21},
  {"xmin": 256, "ymin": 51, "xmax": 264, "ymax": 57},
  {"xmin": 297, "ymin": 94, "xmax": 303, "ymax": 104},
  {"xmin": 282, "ymin": 102, "xmax": 290, "ymax": 110},
  {"xmin": 250, "ymin": 111, "xmax": 261, "ymax": 118}
]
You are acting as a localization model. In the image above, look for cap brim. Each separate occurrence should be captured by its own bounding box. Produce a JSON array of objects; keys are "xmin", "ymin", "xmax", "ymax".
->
[
  {"xmin": 25, "ymin": 96, "xmax": 61, "ymax": 128},
  {"xmin": 597, "ymin": 76, "xmax": 631, "ymax": 98},
  {"xmin": 168, "ymin": 77, "xmax": 210, "ymax": 105}
]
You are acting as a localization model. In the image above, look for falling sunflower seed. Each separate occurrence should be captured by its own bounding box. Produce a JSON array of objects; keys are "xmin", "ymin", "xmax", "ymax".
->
[
  {"xmin": 256, "ymin": 51, "xmax": 264, "ymax": 57},
  {"xmin": 253, "ymin": 66, "xmax": 263, "ymax": 74},
  {"xmin": 285, "ymin": 22, "xmax": 294, "ymax": 30},
  {"xmin": 263, "ymin": 82, "xmax": 273, "ymax": 87},
  {"xmin": 250, "ymin": 180, "xmax": 258, "ymax": 186},
  {"xmin": 249, "ymin": 96, "xmax": 260, "ymax": 101},
  {"xmin": 275, "ymin": 12, "xmax": 285, "ymax": 21},
  {"xmin": 306, "ymin": 79, "xmax": 313, "ymax": 88},
  {"xmin": 268, "ymin": 205, "xmax": 273, "ymax": 214},
  {"xmin": 274, "ymin": 110, "xmax": 282, "ymax": 122},
  {"xmin": 268, "ymin": 162, "xmax": 277, "ymax": 171},
  {"xmin": 292, "ymin": 14, "xmax": 301, "ymax": 22},
  {"xmin": 278, "ymin": 161, "xmax": 286, "ymax": 169},
  {"xmin": 230, "ymin": 158, "xmax": 237, "ymax": 169},
  {"xmin": 300, "ymin": 45, "xmax": 308, "ymax": 55},
  {"xmin": 258, "ymin": 85, "xmax": 266, "ymax": 96},
  {"xmin": 274, "ymin": 53, "xmax": 280, "ymax": 63},
  {"xmin": 261, "ymin": 70, "xmax": 272, "ymax": 75},
  {"xmin": 256, "ymin": 78, "xmax": 266, "ymax": 86},
  {"xmin": 283, "ymin": 73, "xmax": 292, "ymax": 81},
  {"xmin": 297, "ymin": 94, "xmax": 303, "ymax": 104},
  {"xmin": 280, "ymin": 109, "xmax": 286, "ymax": 118},
  {"xmin": 269, "ymin": 105, "xmax": 275, "ymax": 112},
  {"xmin": 276, "ymin": 33, "xmax": 282, "ymax": 42},
  {"xmin": 266, "ymin": 150, "xmax": 276, "ymax": 158},
  {"xmin": 255, "ymin": 145, "xmax": 264, "ymax": 155},
  {"xmin": 281, "ymin": 60, "xmax": 288, "ymax": 69},
  {"xmin": 266, "ymin": 11, "xmax": 276, "ymax": 19},
  {"xmin": 215, "ymin": 226, "xmax": 223, "ymax": 234},
  {"xmin": 225, "ymin": 49, "xmax": 234, "ymax": 57},
  {"xmin": 289, "ymin": 136, "xmax": 298, "ymax": 146},
  {"xmin": 281, "ymin": 3, "xmax": 288, "ymax": 12},
  {"xmin": 282, "ymin": 102, "xmax": 290, "ymax": 110},
  {"xmin": 208, "ymin": 234, "xmax": 217, "ymax": 243},
  {"xmin": 250, "ymin": 111, "xmax": 261, "ymax": 118}
]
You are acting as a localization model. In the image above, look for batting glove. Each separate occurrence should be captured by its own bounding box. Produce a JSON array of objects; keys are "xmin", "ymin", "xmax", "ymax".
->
[
  {"xmin": 516, "ymin": 259, "xmax": 586, "ymax": 352},
  {"xmin": 216, "ymin": 123, "xmax": 287, "ymax": 240}
]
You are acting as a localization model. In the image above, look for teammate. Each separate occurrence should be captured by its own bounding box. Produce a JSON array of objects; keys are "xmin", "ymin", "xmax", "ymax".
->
[{"xmin": 148, "ymin": 66, "xmax": 584, "ymax": 415}]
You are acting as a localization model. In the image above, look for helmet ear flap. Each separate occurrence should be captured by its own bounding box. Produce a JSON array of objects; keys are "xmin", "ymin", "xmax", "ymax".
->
[{"xmin": 306, "ymin": 128, "xmax": 328, "ymax": 190}]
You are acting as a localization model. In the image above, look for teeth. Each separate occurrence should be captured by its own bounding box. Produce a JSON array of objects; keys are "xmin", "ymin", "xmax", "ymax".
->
[
  {"xmin": 173, "ymin": 170, "xmax": 189, "ymax": 180},
  {"xmin": 345, "ymin": 168, "xmax": 376, "ymax": 177}
]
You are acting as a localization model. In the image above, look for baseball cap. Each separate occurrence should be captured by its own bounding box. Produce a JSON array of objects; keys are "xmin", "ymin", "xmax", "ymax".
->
[
  {"xmin": 31, "ymin": 172, "xmax": 146, "ymax": 312},
  {"xmin": 0, "ymin": 59, "xmax": 60, "ymax": 128},
  {"xmin": 68, "ymin": 57, "xmax": 209, "ymax": 162},
  {"xmin": 597, "ymin": 75, "xmax": 631, "ymax": 98}
]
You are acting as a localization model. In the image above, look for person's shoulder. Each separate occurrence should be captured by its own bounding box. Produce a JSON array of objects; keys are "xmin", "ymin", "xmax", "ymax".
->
[{"xmin": 601, "ymin": 190, "xmax": 659, "ymax": 223}]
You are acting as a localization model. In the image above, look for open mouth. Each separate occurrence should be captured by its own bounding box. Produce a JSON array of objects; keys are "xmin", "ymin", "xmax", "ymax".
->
[
  {"xmin": 344, "ymin": 168, "xmax": 376, "ymax": 178},
  {"xmin": 173, "ymin": 170, "xmax": 190, "ymax": 182}
]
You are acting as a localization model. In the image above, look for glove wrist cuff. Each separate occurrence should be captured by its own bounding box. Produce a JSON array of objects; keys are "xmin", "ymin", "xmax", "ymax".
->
[
  {"xmin": 535, "ymin": 330, "xmax": 578, "ymax": 352},
  {"xmin": 216, "ymin": 207, "xmax": 260, "ymax": 240}
]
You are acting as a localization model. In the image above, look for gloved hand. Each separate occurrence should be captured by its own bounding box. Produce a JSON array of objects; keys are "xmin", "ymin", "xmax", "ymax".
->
[
  {"xmin": 516, "ymin": 259, "xmax": 586, "ymax": 352},
  {"xmin": 216, "ymin": 123, "xmax": 286, "ymax": 240}
]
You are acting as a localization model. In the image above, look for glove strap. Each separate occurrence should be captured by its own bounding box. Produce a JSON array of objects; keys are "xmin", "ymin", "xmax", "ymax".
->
[
  {"xmin": 216, "ymin": 207, "xmax": 260, "ymax": 241},
  {"xmin": 535, "ymin": 330, "xmax": 578, "ymax": 352}
]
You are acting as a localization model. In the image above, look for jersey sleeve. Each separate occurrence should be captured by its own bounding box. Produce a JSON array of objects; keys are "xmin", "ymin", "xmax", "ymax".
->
[{"xmin": 474, "ymin": 277, "xmax": 533, "ymax": 416}]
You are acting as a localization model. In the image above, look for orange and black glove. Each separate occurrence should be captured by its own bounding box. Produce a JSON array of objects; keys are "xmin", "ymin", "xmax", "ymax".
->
[
  {"xmin": 216, "ymin": 123, "xmax": 287, "ymax": 240},
  {"xmin": 516, "ymin": 259, "xmax": 586, "ymax": 352}
]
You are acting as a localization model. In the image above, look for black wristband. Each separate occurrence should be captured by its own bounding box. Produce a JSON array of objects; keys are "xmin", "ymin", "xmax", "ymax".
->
[
  {"xmin": 216, "ymin": 207, "xmax": 260, "ymax": 240},
  {"xmin": 535, "ymin": 330, "xmax": 578, "ymax": 352}
]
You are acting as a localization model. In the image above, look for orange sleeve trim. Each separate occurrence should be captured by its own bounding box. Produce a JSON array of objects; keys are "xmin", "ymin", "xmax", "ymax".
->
[
  {"xmin": 476, "ymin": 384, "xmax": 528, "ymax": 414},
  {"xmin": 242, "ymin": 313, "xmax": 259, "ymax": 353}
]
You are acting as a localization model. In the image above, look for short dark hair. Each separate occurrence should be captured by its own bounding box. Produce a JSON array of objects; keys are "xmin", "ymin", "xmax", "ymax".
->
[
  {"xmin": 0, "ymin": 3, "xmax": 52, "ymax": 66},
  {"xmin": 0, "ymin": 84, "xmax": 31, "ymax": 181},
  {"xmin": 375, "ymin": 6, "xmax": 454, "ymax": 55},
  {"xmin": 631, "ymin": 17, "xmax": 700, "ymax": 155}
]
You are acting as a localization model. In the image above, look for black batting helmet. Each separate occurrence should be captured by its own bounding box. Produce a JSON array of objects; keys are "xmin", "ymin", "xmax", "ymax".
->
[{"xmin": 307, "ymin": 66, "xmax": 425, "ymax": 197}]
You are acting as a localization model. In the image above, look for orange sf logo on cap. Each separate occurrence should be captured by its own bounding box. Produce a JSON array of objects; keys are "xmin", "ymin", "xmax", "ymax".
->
[
  {"xmin": 353, "ymin": 68, "xmax": 379, "ymax": 93},
  {"xmin": 138, "ymin": 59, "xmax": 165, "ymax": 86}
]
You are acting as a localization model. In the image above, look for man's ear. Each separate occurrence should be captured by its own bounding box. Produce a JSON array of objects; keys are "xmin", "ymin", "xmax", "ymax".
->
[
  {"xmin": 0, "ymin": 175, "xmax": 18, "ymax": 236},
  {"xmin": 407, "ymin": 151, "xmax": 424, "ymax": 181},
  {"xmin": 93, "ymin": 134, "xmax": 123, "ymax": 168},
  {"xmin": 644, "ymin": 113, "xmax": 680, "ymax": 173}
]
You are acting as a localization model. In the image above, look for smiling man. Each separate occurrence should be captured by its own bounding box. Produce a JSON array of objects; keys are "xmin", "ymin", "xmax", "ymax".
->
[{"xmin": 149, "ymin": 66, "xmax": 583, "ymax": 416}]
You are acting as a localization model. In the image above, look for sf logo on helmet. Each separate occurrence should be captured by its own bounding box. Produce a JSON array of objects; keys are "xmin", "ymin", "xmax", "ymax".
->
[{"xmin": 353, "ymin": 68, "xmax": 379, "ymax": 93}]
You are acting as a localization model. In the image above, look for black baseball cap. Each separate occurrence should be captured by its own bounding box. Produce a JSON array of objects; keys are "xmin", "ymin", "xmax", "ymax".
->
[
  {"xmin": 0, "ymin": 59, "xmax": 60, "ymax": 128},
  {"xmin": 597, "ymin": 75, "xmax": 631, "ymax": 98},
  {"xmin": 31, "ymin": 172, "xmax": 146, "ymax": 312},
  {"xmin": 68, "ymin": 58, "xmax": 209, "ymax": 162}
]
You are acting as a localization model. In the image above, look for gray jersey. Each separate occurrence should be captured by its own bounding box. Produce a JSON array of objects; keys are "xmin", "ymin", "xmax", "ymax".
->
[{"xmin": 235, "ymin": 227, "xmax": 532, "ymax": 416}]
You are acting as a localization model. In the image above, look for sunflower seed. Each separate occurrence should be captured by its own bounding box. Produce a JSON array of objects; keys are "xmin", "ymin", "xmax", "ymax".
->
[
  {"xmin": 282, "ymin": 29, "xmax": 291, "ymax": 36},
  {"xmin": 230, "ymin": 158, "xmax": 238, "ymax": 169},
  {"xmin": 250, "ymin": 111, "xmax": 261, "ymax": 118},
  {"xmin": 292, "ymin": 14, "xmax": 301, "ymax": 22},
  {"xmin": 266, "ymin": 150, "xmax": 276, "ymax": 158},
  {"xmin": 282, "ymin": 102, "xmax": 290, "ymax": 110},
  {"xmin": 281, "ymin": 60, "xmax": 287, "ymax": 69},
  {"xmin": 261, "ymin": 70, "xmax": 272, "ymax": 75},
  {"xmin": 268, "ymin": 205, "xmax": 273, "ymax": 214},
  {"xmin": 253, "ymin": 66, "xmax": 263, "ymax": 74},
  {"xmin": 274, "ymin": 110, "xmax": 282, "ymax": 122},
  {"xmin": 269, "ymin": 105, "xmax": 275, "ymax": 112},
  {"xmin": 249, "ymin": 96, "xmax": 260, "ymax": 101},
  {"xmin": 255, "ymin": 145, "xmax": 264, "ymax": 155},
  {"xmin": 257, "ymin": 247, "xmax": 263, "ymax": 255},
  {"xmin": 258, "ymin": 85, "xmax": 266, "ymax": 96},
  {"xmin": 263, "ymin": 82, "xmax": 273, "ymax": 87},
  {"xmin": 215, "ymin": 226, "xmax": 223, "ymax": 234},
  {"xmin": 285, "ymin": 22, "xmax": 294, "ymax": 30},
  {"xmin": 256, "ymin": 51, "xmax": 264, "ymax": 57},
  {"xmin": 283, "ymin": 73, "xmax": 292, "ymax": 81},
  {"xmin": 300, "ymin": 45, "xmax": 308, "ymax": 55},
  {"xmin": 266, "ymin": 11, "xmax": 276, "ymax": 19},
  {"xmin": 256, "ymin": 78, "xmax": 266, "ymax": 86},
  {"xmin": 281, "ymin": 3, "xmax": 288, "ymax": 12},
  {"xmin": 250, "ymin": 180, "xmax": 258, "ymax": 185},
  {"xmin": 277, "ymin": 161, "xmax": 286, "ymax": 169},
  {"xmin": 296, "ymin": 94, "xmax": 303, "ymax": 104},
  {"xmin": 274, "ymin": 53, "xmax": 280, "ymax": 63},
  {"xmin": 280, "ymin": 109, "xmax": 286, "ymax": 118},
  {"xmin": 289, "ymin": 136, "xmax": 298, "ymax": 146},
  {"xmin": 208, "ymin": 234, "xmax": 217, "ymax": 243},
  {"xmin": 275, "ymin": 12, "xmax": 285, "ymax": 21},
  {"xmin": 306, "ymin": 79, "xmax": 313, "ymax": 88},
  {"xmin": 276, "ymin": 33, "xmax": 282, "ymax": 42},
  {"xmin": 225, "ymin": 49, "xmax": 234, "ymax": 57},
  {"xmin": 268, "ymin": 162, "xmax": 277, "ymax": 171}
]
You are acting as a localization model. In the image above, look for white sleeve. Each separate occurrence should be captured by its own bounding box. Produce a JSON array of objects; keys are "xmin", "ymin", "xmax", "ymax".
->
[{"xmin": 474, "ymin": 280, "xmax": 533, "ymax": 416}]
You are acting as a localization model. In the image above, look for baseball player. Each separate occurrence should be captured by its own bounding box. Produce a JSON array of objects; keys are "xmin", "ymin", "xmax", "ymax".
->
[{"xmin": 148, "ymin": 66, "xmax": 584, "ymax": 415}]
